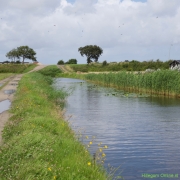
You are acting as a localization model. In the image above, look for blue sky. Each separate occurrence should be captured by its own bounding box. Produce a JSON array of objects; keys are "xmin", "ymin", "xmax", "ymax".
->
[{"xmin": 0, "ymin": 0, "xmax": 180, "ymax": 64}]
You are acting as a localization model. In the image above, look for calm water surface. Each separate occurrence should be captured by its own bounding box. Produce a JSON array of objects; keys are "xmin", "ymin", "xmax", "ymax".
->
[{"xmin": 54, "ymin": 78, "xmax": 180, "ymax": 180}]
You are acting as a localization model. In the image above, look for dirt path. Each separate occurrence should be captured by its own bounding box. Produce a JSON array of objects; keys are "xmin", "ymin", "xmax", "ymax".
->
[{"xmin": 0, "ymin": 65, "xmax": 46, "ymax": 145}]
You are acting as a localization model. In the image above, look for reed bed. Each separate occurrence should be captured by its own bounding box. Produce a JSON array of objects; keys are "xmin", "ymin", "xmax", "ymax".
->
[{"xmin": 83, "ymin": 70, "xmax": 180, "ymax": 97}]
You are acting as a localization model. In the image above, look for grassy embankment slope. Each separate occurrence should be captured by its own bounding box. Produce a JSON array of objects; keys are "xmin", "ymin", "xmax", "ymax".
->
[
  {"xmin": 0, "ymin": 63, "xmax": 37, "ymax": 73},
  {"xmin": 0, "ymin": 66, "xmax": 108, "ymax": 180}
]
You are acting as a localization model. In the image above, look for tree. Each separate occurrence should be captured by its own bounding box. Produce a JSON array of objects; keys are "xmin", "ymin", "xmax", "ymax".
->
[
  {"xmin": 6, "ymin": 46, "xmax": 37, "ymax": 64},
  {"xmin": 17, "ymin": 46, "xmax": 37, "ymax": 63},
  {"xmin": 57, "ymin": 60, "xmax": 64, "ymax": 65},
  {"xmin": 102, "ymin": 60, "xmax": 108, "ymax": 66},
  {"xmin": 65, "ymin": 59, "xmax": 77, "ymax": 64},
  {"xmin": 6, "ymin": 48, "xmax": 20, "ymax": 62},
  {"xmin": 78, "ymin": 45, "xmax": 103, "ymax": 64}
]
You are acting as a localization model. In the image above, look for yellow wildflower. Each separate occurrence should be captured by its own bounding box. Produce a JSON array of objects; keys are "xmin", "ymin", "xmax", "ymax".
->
[
  {"xmin": 104, "ymin": 145, "xmax": 108, "ymax": 149},
  {"xmin": 102, "ymin": 153, "xmax": 106, "ymax": 157},
  {"xmin": 86, "ymin": 136, "xmax": 89, "ymax": 139},
  {"xmin": 48, "ymin": 167, "xmax": 52, "ymax": 171},
  {"xmin": 89, "ymin": 141, "xmax": 93, "ymax": 145},
  {"xmin": 87, "ymin": 162, "xmax": 91, "ymax": 166},
  {"xmin": 99, "ymin": 148, "xmax": 102, "ymax": 152}
]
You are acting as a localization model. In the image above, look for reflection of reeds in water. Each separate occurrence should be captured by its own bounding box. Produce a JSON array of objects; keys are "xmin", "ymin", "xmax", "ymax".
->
[{"xmin": 84, "ymin": 70, "xmax": 180, "ymax": 97}]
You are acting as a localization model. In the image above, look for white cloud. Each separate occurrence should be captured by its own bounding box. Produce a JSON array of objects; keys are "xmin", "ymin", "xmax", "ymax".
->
[{"xmin": 0, "ymin": 0, "xmax": 180, "ymax": 64}]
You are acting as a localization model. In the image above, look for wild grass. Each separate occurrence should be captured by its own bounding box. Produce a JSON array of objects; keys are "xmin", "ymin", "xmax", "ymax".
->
[
  {"xmin": 82, "ymin": 70, "xmax": 180, "ymax": 97},
  {"xmin": 37, "ymin": 65, "xmax": 62, "ymax": 77},
  {"xmin": 0, "ymin": 73, "xmax": 13, "ymax": 80},
  {"xmin": 0, "ymin": 64, "xmax": 37, "ymax": 73},
  {"xmin": 0, "ymin": 72, "xmax": 108, "ymax": 180}
]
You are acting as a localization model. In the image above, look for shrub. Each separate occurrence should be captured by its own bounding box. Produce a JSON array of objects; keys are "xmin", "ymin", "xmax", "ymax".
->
[
  {"xmin": 57, "ymin": 60, "xmax": 64, "ymax": 65},
  {"xmin": 66, "ymin": 59, "xmax": 77, "ymax": 64},
  {"xmin": 37, "ymin": 65, "xmax": 62, "ymax": 77}
]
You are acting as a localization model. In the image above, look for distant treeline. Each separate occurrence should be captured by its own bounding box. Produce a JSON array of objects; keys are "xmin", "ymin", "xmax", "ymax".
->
[{"xmin": 70, "ymin": 60, "xmax": 172, "ymax": 72}]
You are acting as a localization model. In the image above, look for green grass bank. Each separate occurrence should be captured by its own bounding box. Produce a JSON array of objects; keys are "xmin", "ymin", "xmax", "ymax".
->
[
  {"xmin": 0, "ymin": 71, "xmax": 108, "ymax": 180},
  {"xmin": 59, "ymin": 70, "xmax": 180, "ymax": 97}
]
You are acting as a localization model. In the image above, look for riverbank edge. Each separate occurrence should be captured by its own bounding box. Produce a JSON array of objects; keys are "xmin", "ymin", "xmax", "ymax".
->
[
  {"xmin": 58, "ymin": 71, "xmax": 180, "ymax": 98},
  {"xmin": 0, "ymin": 72, "xmax": 108, "ymax": 180}
]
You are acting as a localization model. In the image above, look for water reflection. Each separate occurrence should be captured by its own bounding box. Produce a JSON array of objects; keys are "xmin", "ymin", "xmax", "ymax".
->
[
  {"xmin": 0, "ymin": 99, "xmax": 11, "ymax": 113},
  {"xmin": 54, "ymin": 78, "xmax": 180, "ymax": 180},
  {"xmin": 4, "ymin": 89, "xmax": 16, "ymax": 94}
]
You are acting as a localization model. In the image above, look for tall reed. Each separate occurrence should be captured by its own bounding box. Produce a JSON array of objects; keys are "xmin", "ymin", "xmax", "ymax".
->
[{"xmin": 83, "ymin": 70, "xmax": 180, "ymax": 97}]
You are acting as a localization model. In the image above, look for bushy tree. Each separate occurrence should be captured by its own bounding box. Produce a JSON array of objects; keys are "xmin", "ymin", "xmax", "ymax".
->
[
  {"xmin": 6, "ymin": 46, "xmax": 37, "ymax": 64},
  {"xmin": 17, "ymin": 46, "xmax": 36, "ymax": 63},
  {"xmin": 78, "ymin": 45, "xmax": 103, "ymax": 64},
  {"xmin": 66, "ymin": 59, "xmax": 77, "ymax": 64},
  {"xmin": 57, "ymin": 60, "xmax": 64, "ymax": 65}
]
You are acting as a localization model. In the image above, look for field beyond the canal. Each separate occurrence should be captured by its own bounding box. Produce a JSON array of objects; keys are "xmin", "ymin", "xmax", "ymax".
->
[{"xmin": 0, "ymin": 70, "xmax": 108, "ymax": 180}]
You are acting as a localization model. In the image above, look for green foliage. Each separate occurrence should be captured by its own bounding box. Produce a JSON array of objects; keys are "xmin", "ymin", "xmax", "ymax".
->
[
  {"xmin": 37, "ymin": 65, "xmax": 62, "ymax": 77},
  {"xmin": 57, "ymin": 60, "xmax": 64, "ymax": 65},
  {"xmin": 0, "ymin": 64, "xmax": 37, "ymax": 73},
  {"xmin": 17, "ymin": 46, "xmax": 37, "ymax": 63},
  {"xmin": 78, "ymin": 45, "xmax": 103, "ymax": 64},
  {"xmin": 0, "ymin": 72, "xmax": 108, "ymax": 180},
  {"xmin": 65, "ymin": 59, "xmax": 77, "ymax": 64},
  {"xmin": 6, "ymin": 48, "xmax": 20, "ymax": 62}
]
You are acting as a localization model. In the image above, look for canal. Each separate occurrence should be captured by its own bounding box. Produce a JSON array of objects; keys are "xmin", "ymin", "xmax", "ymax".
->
[{"xmin": 54, "ymin": 78, "xmax": 180, "ymax": 180}]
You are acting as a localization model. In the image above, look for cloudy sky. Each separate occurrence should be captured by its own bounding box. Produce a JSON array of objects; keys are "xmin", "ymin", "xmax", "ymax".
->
[{"xmin": 0, "ymin": 0, "xmax": 180, "ymax": 64}]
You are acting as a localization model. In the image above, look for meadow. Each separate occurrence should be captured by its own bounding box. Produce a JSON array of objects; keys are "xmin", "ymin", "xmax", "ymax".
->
[{"xmin": 0, "ymin": 68, "xmax": 109, "ymax": 180}]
